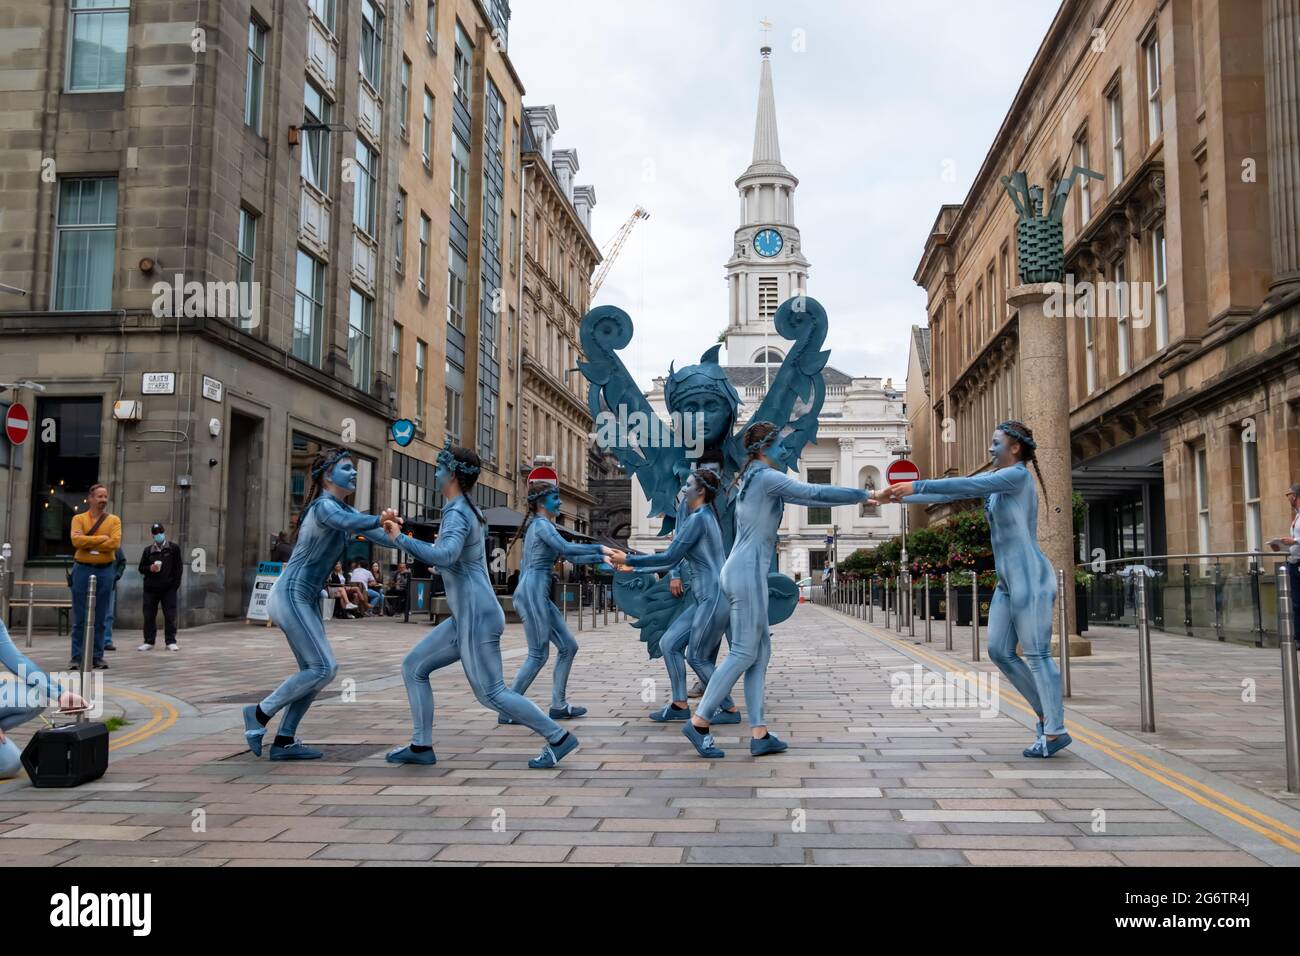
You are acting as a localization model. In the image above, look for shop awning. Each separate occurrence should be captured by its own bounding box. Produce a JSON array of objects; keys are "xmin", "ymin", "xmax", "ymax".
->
[{"xmin": 1072, "ymin": 431, "xmax": 1163, "ymax": 499}]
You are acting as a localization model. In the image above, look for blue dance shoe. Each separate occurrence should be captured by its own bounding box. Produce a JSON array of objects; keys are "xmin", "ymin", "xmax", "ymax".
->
[
  {"xmin": 242, "ymin": 704, "xmax": 266, "ymax": 757},
  {"xmin": 549, "ymin": 703, "xmax": 587, "ymax": 719},
  {"xmin": 1024, "ymin": 732, "xmax": 1073, "ymax": 758},
  {"xmin": 529, "ymin": 733, "xmax": 580, "ymax": 769},
  {"xmin": 269, "ymin": 740, "xmax": 323, "ymax": 761},
  {"xmin": 711, "ymin": 709, "xmax": 742, "ymax": 725},
  {"xmin": 681, "ymin": 721, "xmax": 725, "ymax": 759},
  {"xmin": 650, "ymin": 704, "xmax": 691, "ymax": 722},
  {"xmin": 386, "ymin": 745, "xmax": 436, "ymax": 765},
  {"xmin": 749, "ymin": 734, "xmax": 788, "ymax": 756}
]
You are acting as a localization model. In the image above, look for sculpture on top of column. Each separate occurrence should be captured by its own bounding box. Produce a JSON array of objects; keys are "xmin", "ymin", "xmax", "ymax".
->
[
  {"xmin": 1001, "ymin": 166, "xmax": 1104, "ymax": 284},
  {"xmin": 579, "ymin": 295, "xmax": 830, "ymax": 655}
]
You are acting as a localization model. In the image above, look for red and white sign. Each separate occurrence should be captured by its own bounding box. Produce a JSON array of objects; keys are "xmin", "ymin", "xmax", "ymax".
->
[
  {"xmin": 526, "ymin": 466, "xmax": 558, "ymax": 485},
  {"xmin": 4, "ymin": 403, "xmax": 30, "ymax": 445},
  {"xmin": 885, "ymin": 458, "xmax": 920, "ymax": 483}
]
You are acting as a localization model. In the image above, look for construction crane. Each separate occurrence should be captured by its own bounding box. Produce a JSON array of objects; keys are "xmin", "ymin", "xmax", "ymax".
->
[{"xmin": 589, "ymin": 205, "xmax": 650, "ymax": 300}]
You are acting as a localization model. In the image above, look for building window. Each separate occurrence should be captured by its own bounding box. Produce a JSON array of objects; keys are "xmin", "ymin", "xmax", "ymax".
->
[
  {"xmin": 308, "ymin": 0, "xmax": 336, "ymax": 33},
  {"xmin": 509, "ymin": 212, "xmax": 518, "ymax": 272},
  {"xmin": 421, "ymin": 88, "xmax": 433, "ymax": 168},
  {"xmin": 1075, "ymin": 130, "xmax": 1091, "ymax": 224},
  {"xmin": 390, "ymin": 322, "xmax": 402, "ymax": 398},
  {"xmin": 417, "ymin": 213, "xmax": 430, "ymax": 293},
  {"xmin": 244, "ymin": 19, "xmax": 266, "ymax": 134},
  {"xmin": 479, "ymin": 391, "xmax": 497, "ymax": 463},
  {"xmin": 806, "ymin": 468, "xmax": 832, "ymax": 525},
  {"xmin": 394, "ymin": 188, "xmax": 406, "ymax": 272},
  {"xmin": 1113, "ymin": 257, "xmax": 1130, "ymax": 373},
  {"xmin": 445, "ymin": 362, "xmax": 464, "ymax": 444},
  {"xmin": 758, "ymin": 276, "xmax": 778, "ymax": 319},
  {"xmin": 1194, "ymin": 443, "xmax": 1210, "ymax": 557},
  {"xmin": 1144, "ymin": 32, "xmax": 1163, "ymax": 144},
  {"xmin": 293, "ymin": 249, "xmax": 326, "ymax": 367},
  {"xmin": 28, "ymin": 397, "xmax": 103, "ymax": 559},
  {"xmin": 986, "ymin": 265, "xmax": 996, "ymax": 334},
  {"xmin": 1152, "ymin": 224, "xmax": 1168, "ymax": 349},
  {"xmin": 511, "ymin": 119, "xmax": 519, "ymax": 177},
  {"xmin": 1001, "ymin": 243, "xmax": 1012, "ymax": 315},
  {"xmin": 507, "ymin": 305, "xmax": 516, "ymax": 366},
  {"xmin": 451, "ymin": 131, "xmax": 470, "ymax": 219},
  {"xmin": 453, "ymin": 22, "xmax": 472, "ymax": 107},
  {"xmin": 414, "ymin": 339, "xmax": 427, "ymax": 426},
  {"xmin": 67, "ymin": 0, "xmax": 129, "ymax": 93},
  {"xmin": 359, "ymin": 0, "xmax": 384, "ymax": 90},
  {"xmin": 448, "ymin": 245, "xmax": 467, "ymax": 330},
  {"xmin": 302, "ymin": 81, "xmax": 333, "ymax": 196},
  {"xmin": 353, "ymin": 138, "xmax": 378, "ymax": 237},
  {"xmin": 425, "ymin": 0, "xmax": 437, "ymax": 50},
  {"xmin": 1107, "ymin": 84, "xmax": 1124, "ymax": 186},
  {"xmin": 348, "ymin": 288, "xmax": 373, "ymax": 391},
  {"xmin": 237, "ymin": 208, "xmax": 258, "ymax": 324},
  {"xmin": 1242, "ymin": 434, "xmax": 1261, "ymax": 551},
  {"xmin": 399, "ymin": 57, "xmax": 411, "ymax": 139},
  {"xmin": 1081, "ymin": 289, "xmax": 1096, "ymax": 394},
  {"xmin": 54, "ymin": 177, "xmax": 117, "ymax": 312}
]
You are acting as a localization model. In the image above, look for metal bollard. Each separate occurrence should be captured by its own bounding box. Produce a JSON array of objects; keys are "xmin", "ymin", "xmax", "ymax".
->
[
  {"xmin": 603, "ymin": 584, "xmax": 609, "ymax": 627},
  {"xmin": 562, "ymin": 586, "xmax": 568, "ymax": 623},
  {"xmin": 1058, "ymin": 568, "xmax": 1071, "ymax": 698},
  {"xmin": 590, "ymin": 586, "xmax": 597, "ymax": 628},
  {"xmin": 884, "ymin": 579, "xmax": 892, "ymax": 630},
  {"xmin": 858, "ymin": 580, "xmax": 865, "ymax": 620},
  {"xmin": 868, "ymin": 577, "xmax": 875, "ymax": 623},
  {"xmin": 1135, "ymin": 572, "xmax": 1155, "ymax": 732},
  {"xmin": 944, "ymin": 572, "xmax": 953, "ymax": 651},
  {"xmin": 26, "ymin": 582, "xmax": 36, "ymax": 648},
  {"xmin": 1275, "ymin": 566, "xmax": 1299, "ymax": 792},
  {"xmin": 79, "ymin": 575, "xmax": 97, "ymax": 723},
  {"xmin": 971, "ymin": 577, "xmax": 980, "ymax": 661},
  {"xmin": 924, "ymin": 573, "xmax": 931, "ymax": 642},
  {"xmin": 907, "ymin": 574, "xmax": 915, "ymax": 638},
  {"xmin": 576, "ymin": 585, "xmax": 584, "ymax": 630}
]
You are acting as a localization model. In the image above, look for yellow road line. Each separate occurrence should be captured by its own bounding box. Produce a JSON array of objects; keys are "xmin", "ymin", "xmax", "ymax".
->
[
  {"xmin": 823, "ymin": 607, "xmax": 1300, "ymax": 856},
  {"xmin": 101, "ymin": 683, "xmax": 178, "ymax": 752}
]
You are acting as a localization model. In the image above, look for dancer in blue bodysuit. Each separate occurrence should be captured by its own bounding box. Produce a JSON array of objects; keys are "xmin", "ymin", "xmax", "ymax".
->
[
  {"xmin": 1, "ymin": 619, "xmax": 89, "ymax": 777},
  {"xmin": 502, "ymin": 481, "xmax": 609, "ymax": 721},
  {"xmin": 683, "ymin": 421, "xmax": 871, "ymax": 759},
  {"xmin": 879, "ymin": 420, "xmax": 1072, "ymax": 757},
  {"xmin": 385, "ymin": 447, "xmax": 597, "ymax": 769},
  {"xmin": 241, "ymin": 449, "xmax": 400, "ymax": 760},
  {"xmin": 609, "ymin": 468, "xmax": 739, "ymax": 723}
]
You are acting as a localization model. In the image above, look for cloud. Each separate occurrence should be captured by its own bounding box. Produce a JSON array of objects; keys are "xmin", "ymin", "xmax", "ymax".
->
[{"xmin": 507, "ymin": 0, "xmax": 1058, "ymax": 388}]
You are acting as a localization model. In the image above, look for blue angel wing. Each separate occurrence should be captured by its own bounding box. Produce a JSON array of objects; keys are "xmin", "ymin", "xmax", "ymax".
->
[
  {"xmin": 579, "ymin": 305, "xmax": 685, "ymax": 522},
  {"xmin": 726, "ymin": 295, "xmax": 830, "ymax": 474},
  {"xmin": 612, "ymin": 570, "xmax": 692, "ymax": 659}
]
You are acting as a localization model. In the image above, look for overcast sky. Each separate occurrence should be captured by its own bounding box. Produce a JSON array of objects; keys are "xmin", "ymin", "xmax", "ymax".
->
[{"xmin": 508, "ymin": 0, "xmax": 1061, "ymax": 391}]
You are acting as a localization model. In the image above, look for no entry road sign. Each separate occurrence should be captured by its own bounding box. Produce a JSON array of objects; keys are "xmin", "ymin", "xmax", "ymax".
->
[
  {"xmin": 4, "ymin": 403, "xmax": 29, "ymax": 445},
  {"xmin": 885, "ymin": 458, "xmax": 920, "ymax": 483}
]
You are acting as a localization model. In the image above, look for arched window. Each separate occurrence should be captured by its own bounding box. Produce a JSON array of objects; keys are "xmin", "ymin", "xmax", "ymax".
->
[{"xmin": 752, "ymin": 348, "xmax": 784, "ymax": 364}]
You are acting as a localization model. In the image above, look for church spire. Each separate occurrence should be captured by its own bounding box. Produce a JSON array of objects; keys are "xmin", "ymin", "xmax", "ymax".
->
[{"xmin": 752, "ymin": 46, "xmax": 781, "ymax": 165}]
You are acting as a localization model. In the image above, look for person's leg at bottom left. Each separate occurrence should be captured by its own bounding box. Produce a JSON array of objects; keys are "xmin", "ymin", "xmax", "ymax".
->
[{"xmin": 0, "ymin": 706, "xmax": 43, "ymax": 778}]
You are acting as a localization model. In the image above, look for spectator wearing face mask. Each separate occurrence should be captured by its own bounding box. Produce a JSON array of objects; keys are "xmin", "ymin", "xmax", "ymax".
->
[{"xmin": 137, "ymin": 523, "xmax": 183, "ymax": 650}]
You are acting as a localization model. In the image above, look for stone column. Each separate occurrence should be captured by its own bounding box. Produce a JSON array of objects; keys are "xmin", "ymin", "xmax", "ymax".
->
[
  {"xmin": 1008, "ymin": 283, "xmax": 1090, "ymax": 656},
  {"xmin": 1265, "ymin": 0, "xmax": 1300, "ymax": 297}
]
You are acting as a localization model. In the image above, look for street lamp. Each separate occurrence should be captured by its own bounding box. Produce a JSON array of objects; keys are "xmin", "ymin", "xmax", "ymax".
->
[{"xmin": 0, "ymin": 380, "xmax": 45, "ymax": 392}]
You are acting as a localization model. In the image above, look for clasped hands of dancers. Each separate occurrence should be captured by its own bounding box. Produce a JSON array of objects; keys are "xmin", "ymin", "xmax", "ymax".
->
[{"xmin": 240, "ymin": 417, "xmax": 1069, "ymax": 774}]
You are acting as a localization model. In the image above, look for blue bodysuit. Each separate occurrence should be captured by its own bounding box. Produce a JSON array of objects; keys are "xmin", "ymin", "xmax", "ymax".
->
[
  {"xmin": 0, "ymin": 618, "xmax": 68, "ymax": 777},
  {"xmin": 903, "ymin": 463, "xmax": 1064, "ymax": 735},
  {"xmin": 626, "ymin": 505, "xmax": 733, "ymax": 709},
  {"xmin": 696, "ymin": 461, "xmax": 869, "ymax": 727},
  {"xmin": 259, "ymin": 494, "xmax": 395, "ymax": 740},
  {"xmin": 396, "ymin": 497, "xmax": 567, "ymax": 747},
  {"xmin": 508, "ymin": 516, "xmax": 607, "ymax": 710}
]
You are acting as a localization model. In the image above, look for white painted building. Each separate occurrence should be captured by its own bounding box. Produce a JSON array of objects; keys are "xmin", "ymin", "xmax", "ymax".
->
[{"xmin": 628, "ymin": 46, "xmax": 906, "ymax": 580}]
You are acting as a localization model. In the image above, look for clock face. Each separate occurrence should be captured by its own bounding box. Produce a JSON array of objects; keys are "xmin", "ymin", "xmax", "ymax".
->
[{"xmin": 754, "ymin": 228, "xmax": 783, "ymax": 258}]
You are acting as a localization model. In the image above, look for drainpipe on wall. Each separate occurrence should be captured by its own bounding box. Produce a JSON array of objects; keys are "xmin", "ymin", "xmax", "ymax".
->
[{"xmin": 514, "ymin": 159, "xmax": 532, "ymax": 509}]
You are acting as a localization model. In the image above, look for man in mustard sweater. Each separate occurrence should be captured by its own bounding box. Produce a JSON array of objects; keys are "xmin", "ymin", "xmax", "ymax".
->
[{"xmin": 69, "ymin": 483, "xmax": 121, "ymax": 670}]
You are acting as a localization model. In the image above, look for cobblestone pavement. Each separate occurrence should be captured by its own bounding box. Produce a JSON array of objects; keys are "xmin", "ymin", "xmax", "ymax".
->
[{"xmin": 1, "ymin": 603, "xmax": 1297, "ymax": 866}]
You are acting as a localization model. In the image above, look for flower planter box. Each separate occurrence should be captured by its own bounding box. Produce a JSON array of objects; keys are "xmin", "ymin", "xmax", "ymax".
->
[{"xmin": 955, "ymin": 586, "xmax": 994, "ymax": 626}]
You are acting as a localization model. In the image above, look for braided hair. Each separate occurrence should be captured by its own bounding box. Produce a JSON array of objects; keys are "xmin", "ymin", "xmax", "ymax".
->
[
  {"xmin": 441, "ymin": 445, "xmax": 486, "ymax": 525},
  {"xmin": 997, "ymin": 420, "xmax": 1047, "ymax": 506},
  {"xmin": 692, "ymin": 467, "xmax": 723, "ymax": 524},
  {"xmin": 733, "ymin": 421, "xmax": 778, "ymax": 490},
  {"xmin": 291, "ymin": 447, "xmax": 352, "ymax": 545},
  {"xmin": 507, "ymin": 480, "xmax": 557, "ymax": 554}
]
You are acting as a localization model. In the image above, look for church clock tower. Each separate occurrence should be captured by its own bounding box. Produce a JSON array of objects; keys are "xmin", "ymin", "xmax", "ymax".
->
[{"xmin": 722, "ymin": 45, "xmax": 810, "ymax": 367}]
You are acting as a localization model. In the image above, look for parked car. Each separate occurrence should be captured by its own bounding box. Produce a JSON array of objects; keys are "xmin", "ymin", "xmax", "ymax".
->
[{"xmin": 797, "ymin": 576, "xmax": 814, "ymax": 601}]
